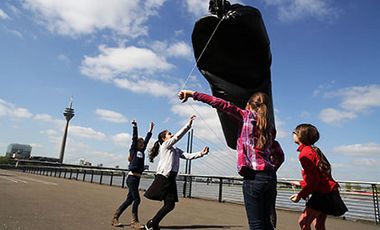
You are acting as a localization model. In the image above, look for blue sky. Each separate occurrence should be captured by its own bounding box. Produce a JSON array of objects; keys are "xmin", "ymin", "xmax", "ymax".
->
[{"xmin": 1, "ymin": 0, "xmax": 379, "ymax": 182}]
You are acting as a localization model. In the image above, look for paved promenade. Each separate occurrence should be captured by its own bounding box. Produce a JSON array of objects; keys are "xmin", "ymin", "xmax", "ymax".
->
[{"xmin": 0, "ymin": 169, "xmax": 378, "ymax": 230}]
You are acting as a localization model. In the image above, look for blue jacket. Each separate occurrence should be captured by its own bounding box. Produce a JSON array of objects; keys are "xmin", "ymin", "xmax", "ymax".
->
[{"xmin": 128, "ymin": 125, "xmax": 152, "ymax": 173}]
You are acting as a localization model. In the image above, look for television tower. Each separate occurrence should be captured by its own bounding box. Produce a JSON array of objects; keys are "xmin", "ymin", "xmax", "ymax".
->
[{"xmin": 59, "ymin": 97, "xmax": 75, "ymax": 163}]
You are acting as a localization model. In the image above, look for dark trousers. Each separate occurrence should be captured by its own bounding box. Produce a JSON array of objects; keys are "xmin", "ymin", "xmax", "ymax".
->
[
  {"xmin": 151, "ymin": 200, "xmax": 175, "ymax": 226},
  {"xmin": 243, "ymin": 171, "xmax": 277, "ymax": 230},
  {"xmin": 116, "ymin": 175, "xmax": 141, "ymax": 216}
]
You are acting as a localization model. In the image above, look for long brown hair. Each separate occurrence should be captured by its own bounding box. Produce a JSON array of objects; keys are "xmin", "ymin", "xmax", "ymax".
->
[
  {"xmin": 294, "ymin": 124, "xmax": 332, "ymax": 176},
  {"xmin": 148, "ymin": 130, "xmax": 167, "ymax": 163},
  {"xmin": 247, "ymin": 92, "xmax": 273, "ymax": 149}
]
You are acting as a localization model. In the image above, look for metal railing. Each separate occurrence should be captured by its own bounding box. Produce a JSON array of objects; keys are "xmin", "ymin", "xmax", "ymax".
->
[{"xmin": 1, "ymin": 162, "xmax": 379, "ymax": 224}]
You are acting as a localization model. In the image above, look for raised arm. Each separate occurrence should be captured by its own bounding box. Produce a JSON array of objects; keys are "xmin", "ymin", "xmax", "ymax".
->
[
  {"xmin": 130, "ymin": 120, "xmax": 138, "ymax": 151},
  {"xmin": 164, "ymin": 115, "xmax": 195, "ymax": 148},
  {"xmin": 178, "ymin": 90, "xmax": 245, "ymax": 121},
  {"xmin": 142, "ymin": 122, "xmax": 154, "ymax": 151},
  {"xmin": 128, "ymin": 120, "xmax": 138, "ymax": 161}
]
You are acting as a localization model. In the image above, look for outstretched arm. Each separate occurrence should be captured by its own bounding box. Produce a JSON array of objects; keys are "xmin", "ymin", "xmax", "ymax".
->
[
  {"xmin": 178, "ymin": 90, "xmax": 245, "ymax": 121},
  {"xmin": 180, "ymin": 146, "xmax": 209, "ymax": 160}
]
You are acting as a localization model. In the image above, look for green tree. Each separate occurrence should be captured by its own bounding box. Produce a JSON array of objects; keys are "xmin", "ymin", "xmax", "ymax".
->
[{"xmin": 0, "ymin": 156, "xmax": 12, "ymax": 164}]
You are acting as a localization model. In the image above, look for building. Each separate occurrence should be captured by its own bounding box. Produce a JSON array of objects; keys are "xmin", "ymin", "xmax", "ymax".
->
[
  {"xmin": 30, "ymin": 156, "xmax": 60, "ymax": 163},
  {"xmin": 6, "ymin": 144, "xmax": 32, "ymax": 159},
  {"xmin": 79, "ymin": 159, "xmax": 92, "ymax": 166}
]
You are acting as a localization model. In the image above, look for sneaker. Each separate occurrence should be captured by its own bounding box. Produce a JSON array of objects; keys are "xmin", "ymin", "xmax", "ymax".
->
[
  {"xmin": 144, "ymin": 220, "xmax": 157, "ymax": 230},
  {"xmin": 144, "ymin": 225, "xmax": 153, "ymax": 230}
]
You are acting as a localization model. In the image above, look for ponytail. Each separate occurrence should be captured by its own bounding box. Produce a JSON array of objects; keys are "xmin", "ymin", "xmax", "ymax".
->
[
  {"xmin": 248, "ymin": 92, "xmax": 273, "ymax": 149},
  {"xmin": 148, "ymin": 130, "xmax": 167, "ymax": 163},
  {"xmin": 313, "ymin": 146, "xmax": 332, "ymax": 177}
]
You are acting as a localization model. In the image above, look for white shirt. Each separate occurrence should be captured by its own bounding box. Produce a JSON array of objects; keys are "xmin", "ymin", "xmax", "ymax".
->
[{"xmin": 156, "ymin": 123, "xmax": 204, "ymax": 177}]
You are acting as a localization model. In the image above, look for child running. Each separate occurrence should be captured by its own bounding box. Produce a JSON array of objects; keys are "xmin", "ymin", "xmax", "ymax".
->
[
  {"xmin": 143, "ymin": 115, "xmax": 209, "ymax": 230},
  {"xmin": 112, "ymin": 120, "xmax": 154, "ymax": 228},
  {"xmin": 179, "ymin": 90, "xmax": 277, "ymax": 230},
  {"xmin": 290, "ymin": 123, "xmax": 348, "ymax": 230}
]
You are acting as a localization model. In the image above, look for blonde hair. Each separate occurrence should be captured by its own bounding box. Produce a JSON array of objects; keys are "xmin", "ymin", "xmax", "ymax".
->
[{"xmin": 247, "ymin": 92, "xmax": 273, "ymax": 149}]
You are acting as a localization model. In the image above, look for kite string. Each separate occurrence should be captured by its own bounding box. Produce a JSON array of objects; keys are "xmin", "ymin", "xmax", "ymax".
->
[
  {"xmin": 177, "ymin": 17, "xmax": 234, "ymax": 155},
  {"xmin": 187, "ymin": 103, "xmax": 234, "ymax": 154},
  {"xmin": 179, "ymin": 17, "xmax": 225, "ymax": 91}
]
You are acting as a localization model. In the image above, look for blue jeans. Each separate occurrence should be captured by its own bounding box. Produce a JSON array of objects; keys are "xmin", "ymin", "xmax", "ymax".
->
[
  {"xmin": 243, "ymin": 172, "xmax": 277, "ymax": 230},
  {"xmin": 116, "ymin": 175, "xmax": 141, "ymax": 216}
]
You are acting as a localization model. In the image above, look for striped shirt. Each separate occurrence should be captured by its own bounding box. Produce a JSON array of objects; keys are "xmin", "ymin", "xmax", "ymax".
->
[{"xmin": 193, "ymin": 92, "xmax": 275, "ymax": 174}]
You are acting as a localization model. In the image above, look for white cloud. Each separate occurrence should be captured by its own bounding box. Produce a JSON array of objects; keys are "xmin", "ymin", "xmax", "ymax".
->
[
  {"xmin": 112, "ymin": 133, "xmax": 132, "ymax": 147},
  {"xmin": 0, "ymin": 9, "xmax": 10, "ymax": 20},
  {"xmin": 184, "ymin": 0, "xmax": 243, "ymax": 18},
  {"xmin": 22, "ymin": 0, "xmax": 166, "ymax": 37},
  {"xmin": 34, "ymin": 113, "xmax": 57, "ymax": 122},
  {"xmin": 319, "ymin": 108, "xmax": 356, "ymax": 124},
  {"xmin": 319, "ymin": 85, "xmax": 380, "ymax": 124},
  {"xmin": 70, "ymin": 125, "xmax": 106, "ymax": 140},
  {"xmin": 95, "ymin": 109, "xmax": 128, "ymax": 123},
  {"xmin": 0, "ymin": 99, "xmax": 33, "ymax": 119},
  {"xmin": 166, "ymin": 41, "xmax": 193, "ymax": 59},
  {"xmin": 333, "ymin": 143, "xmax": 380, "ymax": 157},
  {"xmin": 327, "ymin": 85, "xmax": 380, "ymax": 111},
  {"xmin": 185, "ymin": 0, "xmax": 209, "ymax": 18},
  {"xmin": 263, "ymin": 0, "xmax": 338, "ymax": 22},
  {"xmin": 114, "ymin": 78, "xmax": 178, "ymax": 98},
  {"xmin": 81, "ymin": 45, "xmax": 173, "ymax": 81},
  {"xmin": 57, "ymin": 54, "xmax": 71, "ymax": 65},
  {"xmin": 171, "ymin": 102, "xmax": 226, "ymax": 145}
]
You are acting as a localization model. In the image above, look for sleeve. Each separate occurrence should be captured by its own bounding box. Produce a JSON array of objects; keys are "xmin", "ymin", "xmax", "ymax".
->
[
  {"xmin": 142, "ymin": 131, "xmax": 152, "ymax": 152},
  {"xmin": 298, "ymin": 153, "xmax": 320, "ymax": 199},
  {"xmin": 193, "ymin": 92, "xmax": 245, "ymax": 121},
  {"xmin": 129, "ymin": 124, "xmax": 138, "ymax": 154},
  {"xmin": 178, "ymin": 148, "xmax": 204, "ymax": 160},
  {"xmin": 164, "ymin": 123, "xmax": 191, "ymax": 148},
  {"xmin": 270, "ymin": 140, "xmax": 285, "ymax": 171}
]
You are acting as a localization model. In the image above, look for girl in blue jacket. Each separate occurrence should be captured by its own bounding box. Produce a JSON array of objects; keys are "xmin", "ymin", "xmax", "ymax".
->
[{"xmin": 112, "ymin": 120, "xmax": 154, "ymax": 228}]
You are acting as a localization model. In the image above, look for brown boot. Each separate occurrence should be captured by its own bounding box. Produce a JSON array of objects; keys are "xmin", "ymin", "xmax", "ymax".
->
[
  {"xmin": 130, "ymin": 213, "xmax": 143, "ymax": 229},
  {"xmin": 111, "ymin": 212, "xmax": 122, "ymax": 227}
]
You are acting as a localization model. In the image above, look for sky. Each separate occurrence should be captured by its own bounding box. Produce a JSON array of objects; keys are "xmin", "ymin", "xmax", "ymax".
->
[{"xmin": 0, "ymin": 0, "xmax": 379, "ymax": 182}]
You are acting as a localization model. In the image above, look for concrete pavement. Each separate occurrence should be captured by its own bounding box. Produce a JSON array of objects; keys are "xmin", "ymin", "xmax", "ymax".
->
[{"xmin": 0, "ymin": 169, "xmax": 378, "ymax": 230}]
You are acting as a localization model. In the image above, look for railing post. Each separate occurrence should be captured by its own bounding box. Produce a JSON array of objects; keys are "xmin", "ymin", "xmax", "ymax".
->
[
  {"xmin": 372, "ymin": 184, "xmax": 379, "ymax": 224},
  {"xmin": 69, "ymin": 169, "xmax": 73, "ymax": 179},
  {"xmin": 110, "ymin": 171, "xmax": 113, "ymax": 186},
  {"xmin": 100, "ymin": 171, "xmax": 103, "ymax": 184},
  {"xmin": 122, "ymin": 171, "xmax": 126, "ymax": 188},
  {"xmin": 83, "ymin": 170, "xmax": 86, "ymax": 182},
  {"xmin": 91, "ymin": 170, "xmax": 94, "ymax": 183},
  {"xmin": 218, "ymin": 178, "xmax": 223, "ymax": 203},
  {"xmin": 75, "ymin": 169, "xmax": 79, "ymax": 180},
  {"xmin": 183, "ymin": 175, "xmax": 187, "ymax": 198},
  {"xmin": 189, "ymin": 176, "xmax": 193, "ymax": 198}
]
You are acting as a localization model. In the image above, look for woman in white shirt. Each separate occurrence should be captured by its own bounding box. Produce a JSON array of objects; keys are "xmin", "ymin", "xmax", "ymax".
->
[{"xmin": 144, "ymin": 115, "xmax": 209, "ymax": 230}]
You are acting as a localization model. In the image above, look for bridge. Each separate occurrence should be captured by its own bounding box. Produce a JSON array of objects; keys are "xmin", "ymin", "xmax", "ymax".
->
[{"xmin": 1, "ymin": 168, "xmax": 378, "ymax": 230}]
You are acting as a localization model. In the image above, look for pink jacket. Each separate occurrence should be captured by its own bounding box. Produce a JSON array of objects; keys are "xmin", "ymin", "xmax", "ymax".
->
[{"xmin": 193, "ymin": 92, "xmax": 275, "ymax": 175}]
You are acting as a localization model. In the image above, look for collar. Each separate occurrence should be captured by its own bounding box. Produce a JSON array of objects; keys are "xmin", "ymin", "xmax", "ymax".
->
[{"xmin": 297, "ymin": 144, "xmax": 306, "ymax": 152}]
